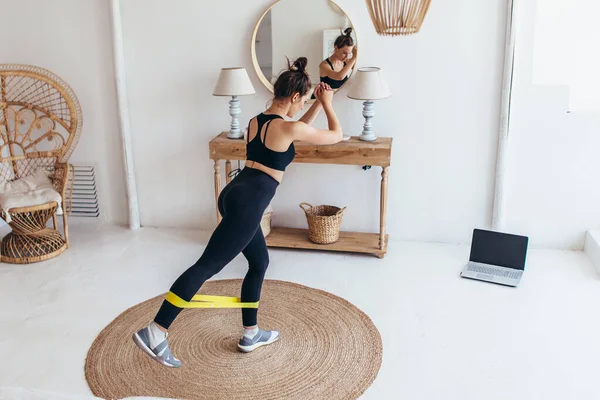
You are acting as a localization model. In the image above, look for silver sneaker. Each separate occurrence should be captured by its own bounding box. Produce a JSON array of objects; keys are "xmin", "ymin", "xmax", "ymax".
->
[
  {"xmin": 237, "ymin": 329, "xmax": 280, "ymax": 353},
  {"xmin": 133, "ymin": 326, "xmax": 181, "ymax": 368}
]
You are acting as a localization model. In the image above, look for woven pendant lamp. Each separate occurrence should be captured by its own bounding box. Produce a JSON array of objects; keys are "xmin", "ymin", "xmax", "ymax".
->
[{"xmin": 366, "ymin": 0, "xmax": 432, "ymax": 36}]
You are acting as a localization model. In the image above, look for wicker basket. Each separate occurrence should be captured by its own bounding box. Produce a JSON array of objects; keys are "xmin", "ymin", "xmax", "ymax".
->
[
  {"xmin": 299, "ymin": 202, "xmax": 346, "ymax": 244},
  {"xmin": 261, "ymin": 211, "xmax": 272, "ymax": 237}
]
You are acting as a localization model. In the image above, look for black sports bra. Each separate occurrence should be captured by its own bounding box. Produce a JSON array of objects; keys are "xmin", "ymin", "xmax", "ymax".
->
[
  {"xmin": 246, "ymin": 113, "xmax": 295, "ymax": 172},
  {"xmin": 320, "ymin": 58, "xmax": 348, "ymax": 89}
]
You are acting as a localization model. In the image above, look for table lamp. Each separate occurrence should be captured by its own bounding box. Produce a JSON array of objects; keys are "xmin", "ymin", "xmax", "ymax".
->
[
  {"xmin": 347, "ymin": 67, "xmax": 391, "ymax": 142},
  {"xmin": 213, "ymin": 67, "xmax": 255, "ymax": 139}
]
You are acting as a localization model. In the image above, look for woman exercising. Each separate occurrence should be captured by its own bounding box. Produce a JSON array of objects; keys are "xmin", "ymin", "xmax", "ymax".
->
[
  {"xmin": 133, "ymin": 57, "xmax": 343, "ymax": 368},
  {"xmin": 319, "ymin": 28, "xmax": 356, "ymax": 90}
]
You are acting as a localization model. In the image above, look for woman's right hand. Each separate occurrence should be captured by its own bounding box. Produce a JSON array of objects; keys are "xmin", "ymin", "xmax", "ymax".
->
[
  {"xmin": 349, "ymin": 47, "xmax": 358, "ymax": 65},
  {"xmin": 315, "ymin": 84, "xmax": 334, "ymax": 106}
]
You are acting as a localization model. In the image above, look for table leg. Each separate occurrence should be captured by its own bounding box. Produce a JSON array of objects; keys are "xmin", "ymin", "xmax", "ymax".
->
[
  {"xmin": 214, "ymin": 160, "xmax": 222, "ymax": 223},
  {"xmin": 379, "ymin": 166, "xmax": 389, "ymax": 253},
  {"xmin": 225, "ymin": 160, "xmax": 232, "ymax": 184}
]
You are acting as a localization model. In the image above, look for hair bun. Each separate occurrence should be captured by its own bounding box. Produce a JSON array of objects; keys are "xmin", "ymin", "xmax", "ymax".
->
[
  {"xmin": 344, "ymin": 27, "xmax": 353, "ymax": 36},
  {"xmin": 292, "ymin": 57, "xmax": 308, "ymax": 73}
]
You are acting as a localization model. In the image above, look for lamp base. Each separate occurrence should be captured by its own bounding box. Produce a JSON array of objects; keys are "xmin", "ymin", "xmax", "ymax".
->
[
  {"xmin": 359, "ymin": 100, "xmax": 377, "ymax": 142},
  {"xmin": 359, "ymin": 133, "xmax": 378, "ymax": 142},
  {"xmin": 227, "ymin": 131, "xmax": 244, "ymax": 140},
  {"xmin": 227, "ymin": 96, "xmax": 243, "ymax": 139}
]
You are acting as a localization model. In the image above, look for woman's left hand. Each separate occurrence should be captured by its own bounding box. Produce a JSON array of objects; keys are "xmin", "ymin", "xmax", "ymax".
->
[
  {"xmin": 317, "ymin": 82, "xmax": 332, "ymax": 91},
  {"xmin": 313, "ymin": 83, "xmax": 331, "ymax": 102}
]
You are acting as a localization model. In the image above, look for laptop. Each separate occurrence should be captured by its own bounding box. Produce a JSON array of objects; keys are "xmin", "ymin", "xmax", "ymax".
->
[{"xmin": 460, "ymin": 229, "xmax": 529, "ymax": 287}]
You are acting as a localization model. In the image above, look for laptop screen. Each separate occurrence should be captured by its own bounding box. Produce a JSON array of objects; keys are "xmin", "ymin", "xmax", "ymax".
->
[{"xmin": 469, "ymin": 229, "xmax": 529, "ymax": 270}]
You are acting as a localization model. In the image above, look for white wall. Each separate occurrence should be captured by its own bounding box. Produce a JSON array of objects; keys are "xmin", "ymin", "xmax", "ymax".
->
[
  {"xmin": 503, "ymin": 0, "xmax": 600, "ymax": 249},
  {"xmin": 270, "ymin": 0, "xmax": 348, "ymax": 84},
  {"xmin": 0, "ymin": 0, "xmax": 127, "ymax": 225},
  {"xmin": 532, "ymin": 0, "xmax": 600, "ymax": 113},
  {"xmin": 2, "ymin": 0, "xmax": 596, "ymax": 250},
  {"xmin": 121, "ymin": 0, "xmax": 507, "ymax": 245}
]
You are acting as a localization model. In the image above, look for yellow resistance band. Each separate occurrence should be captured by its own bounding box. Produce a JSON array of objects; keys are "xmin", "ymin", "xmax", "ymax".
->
[{"xmin": 165, "ymin": 292, "xmax": 259, "ymax": 309}]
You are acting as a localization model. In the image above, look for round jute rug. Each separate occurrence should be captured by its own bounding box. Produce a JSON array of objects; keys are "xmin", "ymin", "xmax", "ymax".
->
[{"xmin": 85, "ymin": 279, "xmax": 382, "ymax": 400}]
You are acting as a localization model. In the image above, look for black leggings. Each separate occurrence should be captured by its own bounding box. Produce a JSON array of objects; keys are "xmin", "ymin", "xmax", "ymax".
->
[{"xmin": 154, "ymin": 167, "xmax": 278, "ymax": 329}]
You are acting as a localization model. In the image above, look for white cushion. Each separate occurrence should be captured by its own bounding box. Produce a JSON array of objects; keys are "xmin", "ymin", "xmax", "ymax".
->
[{"xmin": 0, "ymin": 169, "xmax": 63, "ymax": 222}]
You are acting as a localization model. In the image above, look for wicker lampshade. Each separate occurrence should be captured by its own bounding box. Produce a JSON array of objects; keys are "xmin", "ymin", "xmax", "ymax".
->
[{"xmin": 366, "ymin": 0, "xmax": 432, "ymax": 36}]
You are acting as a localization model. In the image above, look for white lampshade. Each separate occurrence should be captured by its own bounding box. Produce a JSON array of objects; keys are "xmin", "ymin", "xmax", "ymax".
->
[
  {"xmin": 213, "ymin": 67, "xmax": 255, "ymax": 96},
  {"xmin": 347, "ymin": 67, "xmax": 391, "ymax": 100}
]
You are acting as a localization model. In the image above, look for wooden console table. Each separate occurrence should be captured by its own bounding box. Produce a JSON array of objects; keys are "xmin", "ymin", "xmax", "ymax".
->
[{"xmin": 209, "ymin": 132, "xmax": 392, "ymax": 258}]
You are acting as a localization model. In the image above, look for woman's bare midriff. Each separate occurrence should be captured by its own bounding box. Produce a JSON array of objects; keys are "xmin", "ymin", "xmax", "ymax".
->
[{"xmin": 246, "ymin": 161, "xmax": 284, "ymax": 183}]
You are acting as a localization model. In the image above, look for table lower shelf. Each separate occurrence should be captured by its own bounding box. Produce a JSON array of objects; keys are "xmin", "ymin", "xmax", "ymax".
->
[{"xmin": 265, "ymin": 227, "xmax": 389, "ymax": 258}]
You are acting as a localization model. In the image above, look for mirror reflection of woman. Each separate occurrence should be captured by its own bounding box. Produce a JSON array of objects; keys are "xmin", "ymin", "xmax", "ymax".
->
[{"xmin": 319, "ymin": 27, "xmax": 356, "ymax": 90}]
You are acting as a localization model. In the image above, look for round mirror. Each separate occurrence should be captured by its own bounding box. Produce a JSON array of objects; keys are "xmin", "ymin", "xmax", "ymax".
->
[{"xmin": 251, "ymin": 0, "xmax": 358, "ymax": 98}]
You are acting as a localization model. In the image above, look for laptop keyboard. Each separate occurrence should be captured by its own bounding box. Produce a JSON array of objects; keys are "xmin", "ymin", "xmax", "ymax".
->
[{"xmin": 467, "ymin": 264, "xmax": 522, "ymax": 279}]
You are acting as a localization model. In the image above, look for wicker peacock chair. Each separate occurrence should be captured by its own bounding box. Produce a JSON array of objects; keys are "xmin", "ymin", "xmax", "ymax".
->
[{"xmin": 0, "ymin": 64, "xmax": 82, "ymax": 264}]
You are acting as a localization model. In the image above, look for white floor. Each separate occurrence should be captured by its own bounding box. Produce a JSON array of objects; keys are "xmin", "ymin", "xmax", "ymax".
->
[{"xmin": 1, "ymin": 222, "xmax": 600, "ymax": 400}]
